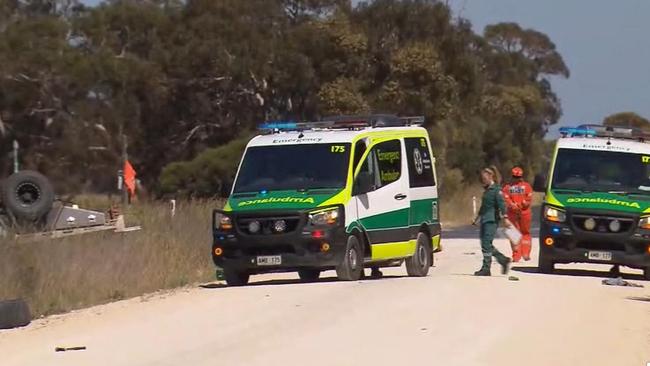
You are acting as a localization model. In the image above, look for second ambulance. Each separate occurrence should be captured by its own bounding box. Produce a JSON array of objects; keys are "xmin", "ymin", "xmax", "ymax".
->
[{"xmin": 535, "ymin": 124, "xmax": 650, "ymax": 279}]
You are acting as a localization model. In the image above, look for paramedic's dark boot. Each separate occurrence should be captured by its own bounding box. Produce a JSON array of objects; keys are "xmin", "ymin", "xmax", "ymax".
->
[
  {"xmin": 498, "ymin": 257, "xmax": 512, "ymax": 275},
  {"xmin": 494, "ymin": 251, "xmax": 511, "ymax": 275},
  {"xmin": 370, "ymin": 267, "xmax": 383, "ymax": 279},
  {"xmin": 474, "ymin": 266, "xmax": 491, "ymax": 276}
]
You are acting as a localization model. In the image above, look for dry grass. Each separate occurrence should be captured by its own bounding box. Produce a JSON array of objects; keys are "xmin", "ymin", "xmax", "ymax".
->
[
  {"xmin": 440, "ymin": 185, "xmax": 484, "ymax": 228},
  {"xmin": 0, "ymin": 199, "xmax": 221, "ymax": 318}
]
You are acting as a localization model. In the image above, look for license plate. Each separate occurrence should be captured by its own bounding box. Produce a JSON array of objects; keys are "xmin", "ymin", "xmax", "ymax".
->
[
  {"xmin": 588, "ymin": 251, "xmax": 612, "ymax": 261},
  {"xmin": 256, "ymin": 255, "xmax": 281, "ymax": 266}
]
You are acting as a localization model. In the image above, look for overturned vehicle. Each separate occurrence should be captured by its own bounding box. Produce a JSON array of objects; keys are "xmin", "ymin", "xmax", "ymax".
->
[{"xmin": 0, "ymin": 170, "xmax": 139, "ymax": 241}]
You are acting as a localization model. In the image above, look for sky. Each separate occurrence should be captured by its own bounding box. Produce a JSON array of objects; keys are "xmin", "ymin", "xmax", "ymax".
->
[
  {"xmin": 446, "ymin": 0, "xmax": 650, "ymax": 136},
  {"xmin": 81, "ymin": 0, "xmax": 650, "ymax": 136}
]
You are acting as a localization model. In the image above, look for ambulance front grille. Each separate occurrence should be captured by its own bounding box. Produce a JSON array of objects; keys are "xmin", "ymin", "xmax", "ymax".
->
[
  {"xmin": 571, "ymin": 214, "xmax": 634, "ymax": 234},
  {"xmin": 236, "ymin": 215, "xmax": 301, "ymax": 235}
]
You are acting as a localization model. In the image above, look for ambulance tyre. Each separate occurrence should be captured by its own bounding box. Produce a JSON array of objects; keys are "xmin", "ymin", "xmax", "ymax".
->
[
  {"xmin": 298, "ymin": 269, "xmax": 321, "ymax": 282},
  {"xmin": 223, "ymin": 268, "xmax": 250, "ymax": 286},
  {"xmin": 336, "ymin": 234, "xmax": 363, "ymax": 281},
  {"xmin": 406, "ymin": 232, "xmax": 432, "ymax": 277},
  {"xmin": 0, "ymin": 299, "xmax": 31, "ymax": 329},
  {"xmin": 538, "ymin": 251, "xmax": 554, "ymax": 274}
]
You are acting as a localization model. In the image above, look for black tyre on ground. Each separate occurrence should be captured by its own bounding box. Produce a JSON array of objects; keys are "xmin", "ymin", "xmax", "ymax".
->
[
  {"xmin": 223, "ymin": 268, "xmax": 250, "ymax": 286},
  {"xmin": 298, "ymin": 269, "xmax": 321, "ymax": 282},
  {"xmin": 406, "ymin": 232, "xmax": 432, "ymax": 277},
  {"xmin": 0, "ymin": 299, "xmax": 31, "ymax": 330},
  {"xmin": 538, "ymin": 250, "xmax": 554, "ymax": 274},
  {"xmin": 336, "ymin": 235, "xmax": 364, "ymax": 281},
  {"xmin": 2, "ymin": 170, "xmax": 54, "ymax": 222}
]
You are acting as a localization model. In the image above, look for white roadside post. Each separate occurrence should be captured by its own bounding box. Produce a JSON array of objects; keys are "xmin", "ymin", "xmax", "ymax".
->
[
  {"xmin": 170, "ymin": 199, "xmax": 176, "ymax": 218},
  {"xmin": 12, "ymin": 140, "xmax": 19, "ymax": 173},
  {"xmin": 472, "ymin": 196, "xmax": 477, "ymax": 217}
]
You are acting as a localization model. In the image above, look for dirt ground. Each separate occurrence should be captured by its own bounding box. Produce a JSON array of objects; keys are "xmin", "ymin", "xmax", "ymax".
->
[{"xmin": 1, "ymin": 233, "xmax": 649, "ymax": 366}]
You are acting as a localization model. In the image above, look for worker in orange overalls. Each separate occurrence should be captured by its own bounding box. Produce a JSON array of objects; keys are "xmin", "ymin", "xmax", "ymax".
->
[{"xmin": 502, "ymin": 166, "xmax": 533, "ymax": 262}]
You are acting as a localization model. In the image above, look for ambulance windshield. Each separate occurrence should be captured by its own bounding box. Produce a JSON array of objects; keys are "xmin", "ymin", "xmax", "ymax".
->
[
  {"xmin": 551, "ymin": 148, "xmax": 650, "ymax": 194},
  {"xmin": 233, "ymin": 143, "xmax": 351, "ymax": 193}
]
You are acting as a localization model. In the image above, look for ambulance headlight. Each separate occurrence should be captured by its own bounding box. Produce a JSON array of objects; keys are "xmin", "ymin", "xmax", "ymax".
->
[
  {"xmin": 544, "ymin": 206, "xmax": 566, "ymax": 223},
  {"xmin": 639, "ymin": 216, "xmax": 650, "ymax": 230},
  {"xmin": 213, "ymin": 210, "xmax": 233, "ymax": 231},
  {"xmin": 309, "ymin": 207, "xmax": 341, "ymax": 226}
]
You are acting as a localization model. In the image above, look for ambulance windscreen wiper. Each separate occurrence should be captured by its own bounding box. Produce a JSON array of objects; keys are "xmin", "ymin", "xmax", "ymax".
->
[
  {"xmin": 553, "ymin": 188, "xmax": 588, "ymax": 194},
  {"xmin": 610, "ymin": 189, "xmax": 650, "ymax": 196},
  {"xmin": 296, "ymin": 187, "xmax": 339, "ymax": 193},
  {"xmin": 608, "ymin": 190, "xmax": 630, "ymax": 195},
  {"xmin": 232, "ymin": 191, "xmax": 259, "ymax": 198}
]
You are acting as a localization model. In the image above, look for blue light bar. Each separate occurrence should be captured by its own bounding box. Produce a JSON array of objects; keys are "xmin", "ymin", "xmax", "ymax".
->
[
  {"xmin": 258, "ymin": 121, "xmax": 297, "ymax": 130},
  {"xmin": 559, "ymin": 126, "xmax": 597, "ymax": 137},
  {"xmin": 258, "ymin": 114, "xmax": 421, "ymax": 133}
]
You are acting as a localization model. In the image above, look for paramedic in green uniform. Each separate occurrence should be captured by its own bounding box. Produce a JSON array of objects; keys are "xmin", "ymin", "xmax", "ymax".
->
[{"xmin": 472, "ymin": 166, "xmax": 512, "ymax": 276}]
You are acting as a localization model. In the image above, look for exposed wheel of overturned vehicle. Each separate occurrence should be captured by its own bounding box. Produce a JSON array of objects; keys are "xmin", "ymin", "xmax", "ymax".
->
[
  {"xmin": 0, "ymin": 298, "xmax": 32, "ymax": 330},
  {"xmin": 2, "ymin": 170, "xmax": 54, "ymax": 222}
]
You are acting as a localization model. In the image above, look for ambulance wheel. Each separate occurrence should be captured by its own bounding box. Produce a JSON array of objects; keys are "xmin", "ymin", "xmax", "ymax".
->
[
  {"xmin": 538, "ymin": 251, "xmax": 554, "ymax": 274},
  {"xmin": 336, "ymin": 235, "xmax": 363, "ymax": 281},
  {"xmin": 406, "ymin": 232, "xmax": 432, "ymax": 277},
  {"xmin": 298, "ymin": 269, "xmax": 321, "ymax": 282},
  {"xmin": 223, "ymin": 268, "xmax": 250, "ymax": 286},
  {"xmin": 0, "ymin": 299, "xmax": 31, "ymax": 329}
]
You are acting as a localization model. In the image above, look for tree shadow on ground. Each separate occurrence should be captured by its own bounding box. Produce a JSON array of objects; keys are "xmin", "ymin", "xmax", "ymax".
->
[{"xmin": 512, "ymin": 266, "xmax": 647, "ymax": 281}]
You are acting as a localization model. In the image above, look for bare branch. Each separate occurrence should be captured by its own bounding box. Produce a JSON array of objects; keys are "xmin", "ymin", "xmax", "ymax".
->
[
  {"xmin": 0, "ymin": 114, "xmax": 6, "ymax": 136},
  {"xmin": 30, "ymin": 108, "xmax": 57, "ymax": 115},
  {"xmin": 182, "ymin": 125, "xmax": 203, "ymax": 145}
]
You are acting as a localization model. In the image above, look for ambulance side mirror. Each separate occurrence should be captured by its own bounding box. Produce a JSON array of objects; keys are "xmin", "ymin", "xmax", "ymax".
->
[
  {"xmin": 533, "ymin": 174, "xmax": 547, "ymax": 192},
  {"xmin": 353, "ymin": 171, "xmax": 374, "ymax": 196}
]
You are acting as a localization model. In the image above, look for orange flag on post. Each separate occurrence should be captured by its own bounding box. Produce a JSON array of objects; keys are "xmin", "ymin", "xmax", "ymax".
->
[{"xmin": 123, "ymin": 160, "xmax": 137, "ymax": 197}]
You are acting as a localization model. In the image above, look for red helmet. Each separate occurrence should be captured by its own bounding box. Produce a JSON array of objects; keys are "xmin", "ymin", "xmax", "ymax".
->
[{"xmin": 511, "ymin": 167, "xmax": 524, "ymax": 178}]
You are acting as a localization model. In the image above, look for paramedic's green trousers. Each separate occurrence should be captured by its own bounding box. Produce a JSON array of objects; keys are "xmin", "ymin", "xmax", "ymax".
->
[{"xmin": 480, "ymin": 223, "xmax": 509, "ymax": 268}]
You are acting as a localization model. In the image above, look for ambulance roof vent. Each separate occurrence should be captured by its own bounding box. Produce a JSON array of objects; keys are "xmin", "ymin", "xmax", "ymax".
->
[{"xmin": 258, "ymin": 114, "xmax": 424, "ymax": 133}]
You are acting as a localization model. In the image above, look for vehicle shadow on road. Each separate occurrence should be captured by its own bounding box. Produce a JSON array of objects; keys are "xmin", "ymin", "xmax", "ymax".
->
[
  {"xmin": 512, "ymin": 266, "xmax": 647, "ymax": 281},
  {"xmin": 199, "ymin": 275, "xmax": 408, "ymax": 289},
  {"xmin": 199, "ymin": 283, "xmax": 228, "ymax": 289},
  {"xmin": 627, "ymin": 296, "xmax": 650, "ymax": 303}
]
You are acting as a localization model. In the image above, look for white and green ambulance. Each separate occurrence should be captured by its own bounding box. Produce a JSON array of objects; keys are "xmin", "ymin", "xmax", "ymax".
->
[
  {"xmin": 535, "ymin": 125, "xmax": 650, "ymax": 280},
  {"xmin": 212, "ymin": 115, "xmax": 441, "ymax": 286}
]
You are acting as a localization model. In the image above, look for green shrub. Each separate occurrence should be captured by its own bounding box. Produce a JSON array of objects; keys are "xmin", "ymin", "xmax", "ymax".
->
[{"xmin": 159, "ymin": 136, "xmax": 250, "ymax": 198}]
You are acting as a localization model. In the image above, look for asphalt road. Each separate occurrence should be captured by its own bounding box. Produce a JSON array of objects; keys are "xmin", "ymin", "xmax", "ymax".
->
[{"xmin": 1, "ymin": 234, "xmax": 649, "ymax": 366}]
